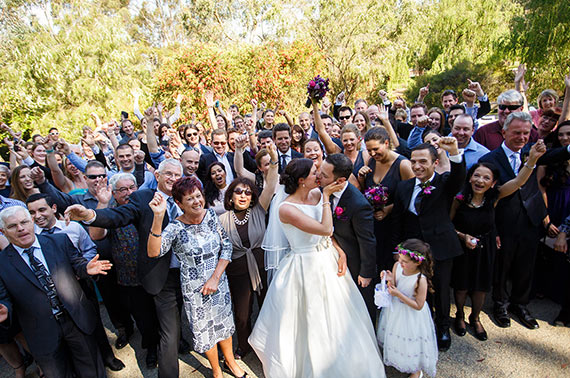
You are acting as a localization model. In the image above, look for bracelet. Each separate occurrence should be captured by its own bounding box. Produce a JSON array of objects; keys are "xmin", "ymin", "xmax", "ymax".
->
[
  {"xmin": 524, "ymin": 163, "xmax": 536, "ymax": 170},
  {"xmin": 150, "ymin": 231, "xmax": 161, "ymax": 238},
  {"xmin": 322, "ymin": 202, "xmax": 331, "ymax": 207},
  {"xmin": 270, "ymin": 160, "xmax": 278, "ymax": 165}
]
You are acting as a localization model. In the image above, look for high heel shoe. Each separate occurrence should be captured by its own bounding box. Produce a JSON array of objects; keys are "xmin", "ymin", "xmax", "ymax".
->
[
  {"xmin": 454, "ymin": 315, "xmax": 466, "ymax": 336},
  {"xmin": 469, "ymin": 315, "xmax": 488, "ymax": 341}
]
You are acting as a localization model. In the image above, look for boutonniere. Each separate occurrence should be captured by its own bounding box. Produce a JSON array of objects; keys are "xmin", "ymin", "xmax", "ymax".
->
[
  {"xmin": 455, "ymin": 194, "xmax": 465, "ymax": 201},
  {"xmin": 420, "ymin": 181, "xmax": 435, "ymax": 195},
  {"xmin": 334, "ymin": 206, "xmax": 348, "ymax": 221}
]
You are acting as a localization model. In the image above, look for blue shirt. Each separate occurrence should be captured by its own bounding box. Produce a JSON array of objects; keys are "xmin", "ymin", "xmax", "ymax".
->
[
  {"xmin": 0, "ymin": 195, "xmax": 25, "ymax": 212},
  {"xmin": 463, "ymin": 138, "xmax": 489, "ymax": 169},
  {"xmin": 407, "ymin": 126, "xmax": 427, "ymax": 149}
]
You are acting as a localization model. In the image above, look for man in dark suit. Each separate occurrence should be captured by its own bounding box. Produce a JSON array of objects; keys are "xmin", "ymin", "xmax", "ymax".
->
[
  {"xmin": 391, "ymin": 137, "xmax": 466, "ymax": 351},
  {"xmin": 479, "ymin": 112, "xmax": 570, "ymax": 330},
  {"xmin": 65, "ymin": 159, "xmax": 185, "ymax": 378},
  {"xmin": 0, "ymin": 206, "xmax": 111, "ymax": 378},
  {"xmin": 273, "ymin": 123, "xmax": 303, "ymax": 173},
  {"xmin": 197, "ymin": 129, "xmax": 238, "ymax": 184},
  {"xmin": 318, "ymin": 154, "xmax": 377, "ymax": 322}
]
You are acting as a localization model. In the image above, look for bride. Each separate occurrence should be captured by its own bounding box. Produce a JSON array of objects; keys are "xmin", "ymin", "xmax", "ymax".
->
[{"xmin": 249, "ymin": 158, "xmax": 386, "ymax": 378}]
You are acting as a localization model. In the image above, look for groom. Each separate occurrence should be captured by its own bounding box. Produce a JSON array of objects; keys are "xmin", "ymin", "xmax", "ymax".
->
[{"xmin": 318, "ymin": 154, "xmax": 377, "ymax": 322}]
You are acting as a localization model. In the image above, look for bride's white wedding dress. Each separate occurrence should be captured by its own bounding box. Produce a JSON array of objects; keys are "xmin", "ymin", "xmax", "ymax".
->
[{"xmin": 249, "ymin": 197, "xmax": 386, "ymax": 378}]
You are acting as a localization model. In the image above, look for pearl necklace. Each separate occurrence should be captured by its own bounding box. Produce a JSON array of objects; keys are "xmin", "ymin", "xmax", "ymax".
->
[{"xmin": 232, "ymin": 208, "xmax": 251, "ymax": 226}]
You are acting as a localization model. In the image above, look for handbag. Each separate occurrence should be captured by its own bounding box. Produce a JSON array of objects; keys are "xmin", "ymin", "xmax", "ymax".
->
[{"xmin": 374, "ymin": 275, "xmax": 392, "ymax": 309}]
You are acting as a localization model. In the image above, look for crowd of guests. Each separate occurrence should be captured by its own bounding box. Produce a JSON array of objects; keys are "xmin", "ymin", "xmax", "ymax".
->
[{"xmin": 0, "ymin": 65, "xmax": 569, "ymax": 378}]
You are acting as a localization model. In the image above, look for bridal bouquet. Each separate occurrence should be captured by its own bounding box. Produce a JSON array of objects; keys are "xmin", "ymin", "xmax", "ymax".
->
[
  {"xmin": 364, "ymin": 185, "xmax": 389, "ymax": 210},
  {"xmin": 305, "ymin": 75, "xmax": 330, "ymax": 108}
]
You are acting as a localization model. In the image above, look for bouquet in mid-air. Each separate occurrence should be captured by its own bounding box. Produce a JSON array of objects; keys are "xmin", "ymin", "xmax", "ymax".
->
[{"xmin": 305, "ymin": 75, "xmax": 330, "ymax": 108}]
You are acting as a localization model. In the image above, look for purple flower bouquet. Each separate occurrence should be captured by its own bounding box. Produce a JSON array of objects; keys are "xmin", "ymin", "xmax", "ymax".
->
[
  {"xmin": 305, "ymin": 75, "xmax": 330, "ymax": 108},
  {"xmin": 364, "ymin": 185, "xmax": 389, "ymax": 210}
]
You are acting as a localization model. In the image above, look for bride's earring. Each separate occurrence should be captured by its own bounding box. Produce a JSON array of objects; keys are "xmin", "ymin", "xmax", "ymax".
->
[{"xmin": 302, "ymin": 184, "xmax": 305, "ymax": 187}]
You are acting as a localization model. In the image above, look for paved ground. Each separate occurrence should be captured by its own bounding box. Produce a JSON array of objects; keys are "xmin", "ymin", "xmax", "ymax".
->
[{"xmin": 2, "ymin": 296, "xmax": 569, "ymax": 377}]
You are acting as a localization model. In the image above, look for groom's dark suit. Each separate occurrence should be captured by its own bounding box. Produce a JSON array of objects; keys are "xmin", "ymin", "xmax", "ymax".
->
[
  {"xmin": 391, "ymin": 157, "xmax": 466, "ymax": 332},
  {"xmin": 331, "ymin": 182, "xmax": 377, "ymax": 321}
]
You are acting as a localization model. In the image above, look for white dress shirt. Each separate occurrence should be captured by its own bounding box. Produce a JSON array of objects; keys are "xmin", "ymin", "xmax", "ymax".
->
[
  {"xmin": 501, "ymin": 142, "xmax": 521, "ymax": 175},
  {"xmin": 214, "ymin": 151, "xmax": 235, "ymax": 185},
  {"xmin": 14, "ymin": 239, "xmax": 50, "ymax": 273}
]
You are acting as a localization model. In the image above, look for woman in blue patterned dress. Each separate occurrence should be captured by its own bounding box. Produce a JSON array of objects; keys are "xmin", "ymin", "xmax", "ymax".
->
[{"xmin": 147, "ymin": 176, "xmax": 247, "ymax": 378}]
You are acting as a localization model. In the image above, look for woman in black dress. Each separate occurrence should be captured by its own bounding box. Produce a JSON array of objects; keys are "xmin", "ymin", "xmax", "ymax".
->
[
  {"xmin": 356, "ymin": 127, "xmax": 414, "ymax": 271},
  {"xmin": 451, "ymin": 141, "xmax": 545, "ymax": 341}
]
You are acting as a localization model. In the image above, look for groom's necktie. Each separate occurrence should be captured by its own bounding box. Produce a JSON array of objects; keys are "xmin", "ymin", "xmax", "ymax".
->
[{"xmin": 23, "ymin": 247, "xmax": 64, "ymax": 315}]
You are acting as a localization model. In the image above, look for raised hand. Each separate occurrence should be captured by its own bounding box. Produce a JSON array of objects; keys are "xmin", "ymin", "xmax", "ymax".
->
[
  {"xmin": 335, "ymin": 91, "xmax": 345, "ymax": 104},
  {"xmin": 251, "ymin": 99, "xmax": 258, "ymax": 109},
  {"xmin": 267, "ymin": 143, "xmax": 278, "ymax": 163},
  {"xmin": 0, "ymin": 303, "xmax": 8, "ymax": 323},
  {"xmin": 86, "ymin": 254, "xmax": 113, "ymax": 276},
  {"xmin": 176, "ymin": 93, "xmax": 183, "ymax": 104},
  {"xmin": 55, "ymin": 139, "xmax": 71, "ymax": 155},
  {"xmin": 514, "ymin": 63, "xmax": 526, "ymax": 84},
  {"xmin": 529, "ymin": 139, "xmax": 546, "ymax": 163},
  {"xmin": 565, "ymin": 72, "xmax": 570, "ymax": 89},
  {"xmin": 378, "ymin": 90, "xmax": 388, "ymax": 101},
  {"xmin": 149, "ymin": 193, "xmax": 167, "ymax": 215},
  {"xmin": 204, "ymin": 90, "xmax": 215, "ymax": 108},
  {"xmin": 30, "ymin": 166, "xmax": 45, "ymax": 185},
  {"xmin": 417, "ymin": 115, "xmax": 430, "ymax": 128},
  {"xmin": 462, "ymin": 89, "xmax": 476, "ymax": 102},
  {"xmin": 3, "ymin": 138, "xmax": 14, "ymax": 149},
  {"xmin": 438, "ymin": 136, "xmax": 459, "ymax": 155},
  {"xmin": 235, "ymin": 135, "xmax": 248, "ymax": 150},
  {"xmin": 94, "ymin": 182, "xmax": 112, "ymax": 205},
  {"xmin": 378, "ymin": 103, "xmax": 389, "ymax": 122},
  {"xmin": 467, "ymin": 79, "xmax": 484, "ymax": 97},
  {"xmin": 418, "ymin": 83, "xmax": 430, "ymax": 99},
  {"xmin": 64, "ymin": 204, "xmax": 94, "ymax": 224},
  {"xmin": 134, "ymin": 150, "xmax": 145, "ymax": 165}
]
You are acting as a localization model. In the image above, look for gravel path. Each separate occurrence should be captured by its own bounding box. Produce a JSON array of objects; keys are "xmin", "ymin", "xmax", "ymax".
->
[{"xmin": 2, "ymin": 296, "xmax": 569, "ymax": 377}]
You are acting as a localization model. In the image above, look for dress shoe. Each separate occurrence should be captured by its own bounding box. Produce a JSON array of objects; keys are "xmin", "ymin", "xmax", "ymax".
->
[
  {"xmin": 508, "ymin": 305, "xmax": 539, "ymax": 329},
  {"xmin": 454, "ymin": 316, "xmax": 466, "ymax": 337},
  {"xmin": 493, "ymin": 305, "xmax": 511, "ymax": 328},
  {"xmin": 179, "ymin": 338, "xmax": 191, "ymax": 354},
  {"xmin": 114, "ymin": 330, "xmax": 132, "ymax": 349},
  {"xmin": 468, "ymin": 315, "xmax": 488, "ymax": 341},
  {"xmin": 437, "ymin": 328, "xmax": 451, "ymax": 351},
  {"xmin": 104, "ymin": 357, "xmax": 125, "ymax": 371},
  {"xmin": 146, "ymin": 346, "xmax": 158, "ymax": 369}
]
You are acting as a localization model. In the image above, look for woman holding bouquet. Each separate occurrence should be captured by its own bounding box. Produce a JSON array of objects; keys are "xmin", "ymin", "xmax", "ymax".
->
[{"xmin": 357, "ymin": 127, "xmax": 414, "ymax": 271}]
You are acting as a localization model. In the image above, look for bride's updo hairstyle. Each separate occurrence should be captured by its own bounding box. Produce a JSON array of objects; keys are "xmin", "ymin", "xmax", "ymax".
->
[{"xmin": 280, "ymin": 158, "xmax": 314, "ymax": 194}]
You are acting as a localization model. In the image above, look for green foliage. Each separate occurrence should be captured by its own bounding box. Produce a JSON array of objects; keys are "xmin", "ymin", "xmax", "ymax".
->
[{"xmin": 507, "ymin": 0, "xmax": 570, "ymax": 100}]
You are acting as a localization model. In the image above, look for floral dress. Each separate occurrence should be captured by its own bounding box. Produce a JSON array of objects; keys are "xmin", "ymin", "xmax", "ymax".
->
[{"xmin": 160, "ymin": 208, "xmax": 235, "ymax": 353}]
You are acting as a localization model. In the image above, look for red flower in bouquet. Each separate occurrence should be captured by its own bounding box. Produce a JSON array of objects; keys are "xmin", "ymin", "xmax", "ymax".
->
[{"xmin": 364, "ymin": 185, "xmax": 389, "ymax": 210}]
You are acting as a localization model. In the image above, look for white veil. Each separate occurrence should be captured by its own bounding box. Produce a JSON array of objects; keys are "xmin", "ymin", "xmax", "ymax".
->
[{"xmin": 262, "ymin": 184, "xmax": 290, "ymax": 283}]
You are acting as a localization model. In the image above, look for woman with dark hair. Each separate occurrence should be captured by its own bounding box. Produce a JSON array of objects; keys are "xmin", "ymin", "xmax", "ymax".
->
[
  {"xmin": 423, "ymin": 129, "xmax": 451, "ymax": 174},
  {"xmin": 249, "ymin": 158, "xmax": 385, "ymax": 377},
  {"xmin": 10, "ymin": 166, "xmax": 39, "ymax": 202},
  {"xmin": 353, "ymin": 111, "xmax": 371, "ymax": 136},
  {"xmin": 219, "ymin": 144, "xmax": 278, "ymax": 359},
  {"xmin": 356, "ymin": 127, "xmax": 414, "ymax": 271},
  {"xmin": 291, "ymin": 124, "xmax": 307, "ymax": 153},
  {"xmin": 148, "ymin": 176, "xmax": 248, "ymax": 378},
  {"xmin": 257, "ymin": 109, "xmax": 275, "ymax": 131},
  {"xmin": 204, "ymin": 162, "xmax": 228, "ymax": 215},
  {"xmin": 427, "ymin": 107, "xmax": 446, "ymax": 134},
  {"xmin": 216, "ymin": 114, "xmax": 230, "ymax": 130},
  {"xmin": 451, "ymin": 141, "xmax": 546, "ymax": 341},
  {"xmin": 302, "ymin": 138, "xmax": 324, "ymax": 171}
]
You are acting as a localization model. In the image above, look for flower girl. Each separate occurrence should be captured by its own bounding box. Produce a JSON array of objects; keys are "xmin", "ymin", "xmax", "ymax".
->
[{"xmin": 377, "ymin": 239, "xmax": 438, "ymax": 377}]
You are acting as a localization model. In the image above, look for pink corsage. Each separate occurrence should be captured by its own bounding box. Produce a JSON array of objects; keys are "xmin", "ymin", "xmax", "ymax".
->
[
  {"xmin": 334, "ymin": 206, "xmax": 348, "ymax": 221},
  {"xmin": 455, "ymin": 194, "xmax": 465, "ymax": 201},
  {"xmin": 420, "ymin": 181, "xmax": 435, "ymax": 195}
]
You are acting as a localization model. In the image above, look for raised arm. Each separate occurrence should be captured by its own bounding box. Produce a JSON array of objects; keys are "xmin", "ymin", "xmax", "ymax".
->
[
  {"xmin": 233, "ymin": 135, "xmax": 256, "ymax": 182},
  {"xmin": 44, "ymin": 139, "xmax": 72, "ymax": 193},
  {"xmin": 312, "ymin": 101, "xmax": 341, "ymax": 154},
  {"xmin": 279, "ymin": 109, "xmax": 294, "ymax": 128},
  {"xmin": 168, "ymin": 94, "xmax": 182, "ymax": 125},
  {"xmin": 514, "ymin": 64, "xmax": 529, "ymax": 112},
  {"xmin": 204, "ymin": 90, "xmax": 218, "ymax": 131},
  {"xmin": 147, "ymin": 193, "xmax": 167, "ymax": 258},
  {"xmin": 416, "ymin": 83, "xmax": 429, "ymax": 104},
  {"xmin": 258, "ymin": 144, "xmax": 279, "ymax": 210},
  {"xmin": 377, "ymin": 103, "xmax": 400, "ymax": 148},
  {"xmin": 498, "ymin": 140, "xmax": 546, "ymax": 200},
  {"xmin": 144, "ymin": 107, "xmax": 160, "ymax": 154}
]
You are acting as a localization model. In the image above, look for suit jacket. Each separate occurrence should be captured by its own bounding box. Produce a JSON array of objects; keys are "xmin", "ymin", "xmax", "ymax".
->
[
  {"xmin": 89, "ymin": 189, "xmax": 170, "ymax": 295},
  {"xmin": 0, "ymin": 234, "xmax": 96, "ymax": 357},
  {"xmin": 332, "ymin": 183, "xmax": 376, "ymax": 279},
  {"xmin": 278, "ymin": 149, "xmax": 303, "ymax": 173},
  {"xmin": 479, "ymin": 144, "xmax": 570, "ymax": 238},
  {"xmin": 392, "ymin": 159, "xmax": 466, "ymax": 260},
  {"xmin": 197, "ymin": 151, "xmax": 238, "ymax": 183}
]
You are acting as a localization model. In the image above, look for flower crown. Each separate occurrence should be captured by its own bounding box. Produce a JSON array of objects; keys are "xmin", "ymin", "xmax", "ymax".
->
[{"xmin": 396, "ymin": 244, "xmax": 425, "ymax": 262}]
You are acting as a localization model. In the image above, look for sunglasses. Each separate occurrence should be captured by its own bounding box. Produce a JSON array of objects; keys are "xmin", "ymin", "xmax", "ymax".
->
[
  {"xmin": 213, "ymin": 141, "xmax": 227, "ymax": 146},
  {"xmin": 339, "ymin": 116, "xmax": 351, "ymax": 120},
  {"xmin": 86, "ymin": 174, "xmax": 106, "ymax": 180},
  {"xmin": 234, "ymin": 188, "xmax": 252, "ymax": 196},
  {"xmin": 498, "ymin": 104, "xmax": 522, "ymax": 111},
  {"xmin": 186, "ymin": 132, "xmax": 198, "ymax": 137}
]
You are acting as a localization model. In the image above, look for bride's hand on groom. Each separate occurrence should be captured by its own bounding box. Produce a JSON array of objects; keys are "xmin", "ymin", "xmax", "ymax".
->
[
  {"xmin": 323, "ymin": 180, "xmax": 345, "ymax": 198},
  {"xmin": 200, "ymin": 275, "xmax": 220, "ymax": 295}
]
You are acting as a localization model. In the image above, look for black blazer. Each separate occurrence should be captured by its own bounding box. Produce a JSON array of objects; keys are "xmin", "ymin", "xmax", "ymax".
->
[
  {"xmin": 278, "ymin": 149, "xmax": 303, "ymax": 173},
  {"xmin": 89, "ymin": 189, "xmax": 170, "ymax": 295},
  {"xmin": 479, "ymin": 144, "xmax": 570, "ymax": 237},
  {"xmin": 332, "ymin": 183, "xmax": 377, "ymax": 279},
  {"xmin": 197, "ymin": 151, "xmax": 238, "ymax": 183},
  {"xmin": 0, "ymin": 235, "xmax": 97, "ymax": 357},
  {"xmin": 392, "ymin": 159, "xmax": 466, "ymax": 260}
]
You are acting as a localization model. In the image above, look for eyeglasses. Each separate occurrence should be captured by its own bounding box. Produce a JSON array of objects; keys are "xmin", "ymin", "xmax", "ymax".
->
[
  {"xmin": 498, "ymin": 104, "xmax": 522, "ymax": 111},
  {"xmin": 234, "ymin": 188, "xmax": 252, "ymax": 196},
  {"xmin": 186, "ymin": 132, "xmax": 198, "ymax": 137},
  {"xmin": 161, "ymin": 171, "xmax": 182, "ymax": 179},
  {"xmin": 114, "ymin": 185, "xmax": 137, "ymax": 194},
  {"xmin": 212, "ymin": 141, "xmax": 227, "ymax": 146},
  {"xmin": 86, "ymin": 174, "xmax": 107, "ymax": 180},
  {"xmin": 339, "ymin": 116, "xmax": 351, "ymax": 121}
]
